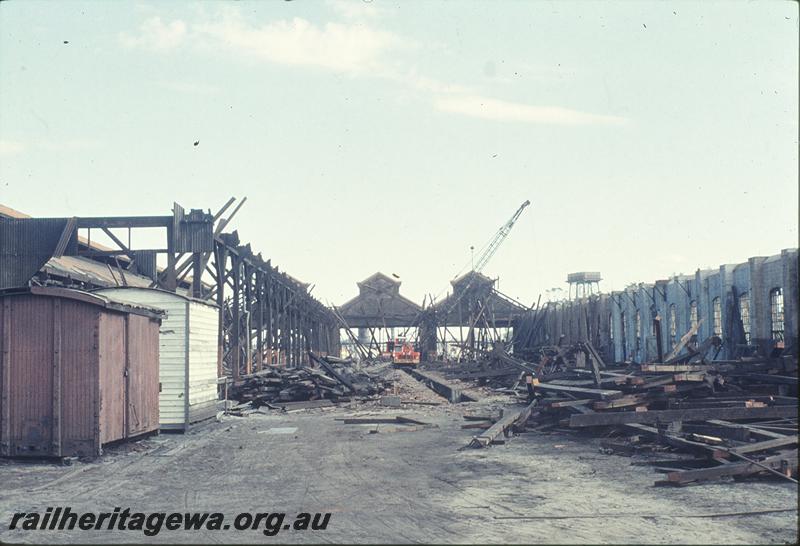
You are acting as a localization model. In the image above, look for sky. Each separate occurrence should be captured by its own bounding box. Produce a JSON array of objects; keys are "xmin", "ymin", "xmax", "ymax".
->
[{"xmin": 0, "ymin": 0, "xmax": 797, "ymax": 308}]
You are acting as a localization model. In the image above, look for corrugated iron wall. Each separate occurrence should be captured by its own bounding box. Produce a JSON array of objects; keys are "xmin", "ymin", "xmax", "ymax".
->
[
  {"xmin": 0, "ymin": 292, "xmax": 160, "ymax": 458},
  {"xmin": 0, "ymin": 218, "xmax": 77, "ymax": 289},
  {"xmin": 524, "ymin": 249, "xmax": 798, "ymax": 363},
  {"xmin": 60, "ymin": 299, "xmax": 99, "ymax": 456},
  {"xmin": 2, "ymin": 296, "xmax": 54, "ymax": 455}
]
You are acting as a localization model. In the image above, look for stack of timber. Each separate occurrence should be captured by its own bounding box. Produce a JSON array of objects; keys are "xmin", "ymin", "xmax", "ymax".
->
[
  {"xmin": 527, "ymin": 352, "xmax": 798, "ymax": 485},
  {"xmin": 228, "ymin": 353, "xmax": 392, "ymax": 408},
  {"xmin": 454, "ymin": 338, "xmax": 798, "ymax": 486},
  {"xmin": 441, "ymin": 359, "xmax": 523, "ymax": 390}
]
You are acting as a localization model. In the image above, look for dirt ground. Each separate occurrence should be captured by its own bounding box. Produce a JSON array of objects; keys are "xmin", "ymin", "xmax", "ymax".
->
[{"xmin": 1, "ymin": 370, "xmax": 797, "ymax": 544}]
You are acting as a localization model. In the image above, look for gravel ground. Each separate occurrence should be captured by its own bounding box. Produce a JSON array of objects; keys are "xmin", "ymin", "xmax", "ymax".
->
[{"xmin": 1, "ymin": 371, "xmax": 797, "ymax": 544}]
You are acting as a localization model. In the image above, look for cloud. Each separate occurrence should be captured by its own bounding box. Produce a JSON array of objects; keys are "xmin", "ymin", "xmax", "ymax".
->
[
  {"xmin": 194, "ymin": 14, "xmax": 404, "ymax": 73},
  {"xmin": 119, "ymin": 9, "xmax": 627, "ymax": 127},
  {"xmin": 433, "ymin": 94, "xmax": 627, "ymax": 125},
  {"xmin": 0, "ymin": 140, "xmax": 25, "ymax": 156},
  {"xmin": 120, "ymin": 16, "xmax": 187, "ymax": 51}
]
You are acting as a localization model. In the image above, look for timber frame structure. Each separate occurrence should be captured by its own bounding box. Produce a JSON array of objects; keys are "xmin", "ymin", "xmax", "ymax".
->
[
  {"xmin": 337, "ymin": 270, "xmax": 530, "ymax": 362},
  {"xmin": 0, "ymin": 198, "xmax": 340, "ymax": 380},
  {"xmin": 424, "ymin": 271, "xmax": 529, "ymax": 361}
]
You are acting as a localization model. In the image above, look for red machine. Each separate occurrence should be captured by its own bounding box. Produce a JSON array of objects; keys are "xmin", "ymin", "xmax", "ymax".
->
[{"xmin": 389, "ymin": 337, "xmax": 420, "ymax": 366}]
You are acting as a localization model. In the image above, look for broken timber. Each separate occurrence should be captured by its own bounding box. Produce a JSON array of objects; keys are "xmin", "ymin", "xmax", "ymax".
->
[
  {"xmin": 536, "ymin": 382, "xmax": 623, "ymax": 400},
  {"xmin": 469, "ymin": 400, "xmax": 537, "ymax": 448},
  {"xmin": 569, "ymin": 405, "xmax": 796, "ymax": 427},
  {"xmin": 663, "ymin": 319, "xmax": 704, "ymax": 362},
  {"xmin": 657, "ymin": 450, "xmax": 798, "ymax": 485},
  {"xmin": 340, "ymin": 416, "xmax": 429, "ymax": 425},
  {"xmin": 404, "ymin": 368, "xmax": 477, "ymax": 403},
  {"xmin": 308, "ymin": 351, "xmax": 355, "ymax": 393}
]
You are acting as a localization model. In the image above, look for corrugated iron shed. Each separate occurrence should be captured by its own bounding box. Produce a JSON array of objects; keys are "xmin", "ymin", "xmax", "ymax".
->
[{"xmin": 0, "ymin": 286, "xmax": 162, "ymax": 458}]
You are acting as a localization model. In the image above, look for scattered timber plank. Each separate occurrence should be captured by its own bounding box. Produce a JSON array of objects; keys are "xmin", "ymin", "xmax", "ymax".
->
[
  {"xmin": 729, "ymin": 436, "xmax": 797, "ymax": 455},
  {"xmin": 308, "ymin": 351, "xmax": 356, "ymax": 392},
  {"xmin": 583, "ymin": 342, "xmax": 607, "ymax": 370},
  {"xmin": 594, "ymin": 395, "xmax": 648, "ymax": 410},
  {"xmin": 493, "ymin": 351, "xmax": 538, "ymax": 375},
  {"xmin": 464, "ymin": 414, "xmax": 494, "ymax": 421},
  {"xmin": 396, "ymin": 416, "xmax": 430, "ymax": 425},
  {"xmin": 668, "ymin": 399, "xmax": 767, "ymax": 410},
  {"xmin": 536, "ymin": 382, "xmax": 623, "ymax": 400},
  {"xmin": 640, "ymin": 364, "xmax": 711, "ymax": 373},
  {"xmin": 268, "ymin": 399, "xmax": 334, "ymax": 410},
  {"xmin": 404, "ymin": 368, "xmax": 478, "ymax": 403},
  {"xmin": 632, "ymin": 376, "xmax": 677, "ymax": 390},
  {"xmin": 469, "ymin": 400, "xmax": 537, "ymax": 448},
  {"xmin": 549, "ymin": 377, "xmax": 625, "ymax": 387},
  {"xmin": 547, "ymin": 379, "xmax": 600, "ymax": 386},
  {"xmin": 663, "ymin": 319, "xmax": 704, "ymax": 363},
  {"xmin": 342, "ymin": 418, "xmax": 400, "ymax": 424},
  {"xmin": 687, "ymin": 433, "xmax": 725, "ymax": 445},
  {"xmin": 444, "ymin": 367, "xmax": 518, "ymax": 380},
  {"xmin": 340, "ymin": 416, "xmax": 429, "ymax": 425},
  {"xmin": 569, "ymin": 405, "xmax": 797, "ymax": 428},
  {"xmin": 572, "ymin": 370, "xmax": 631, "ymax": 378},
  {"xmin": 706, "ymin": 420, "xmax": 790, "ymax": 441},
  {"xmin": 681, "ymin": 423, "xmax": 750, "ymax": 442},
  {"xmin": 549, "ymin": 398, "xmax": 594, "ymax": 408},
  {"xmin": 658, "ymin": 450, "xmax": 798, "ymax": 485},
  {"xmin": 726, "ymin": 373, "xmax": 798, "ymax": 385},
  {"xmin": 673, "ymin": 373, "xmax": 707, "ymax": 382},
  {"xmin": 621, "ymin": 423, "xmax": 729, "ymax": 458},
  {"xmin": 631, "ymin": 457, "xmax": 717, "ymax": 468}
]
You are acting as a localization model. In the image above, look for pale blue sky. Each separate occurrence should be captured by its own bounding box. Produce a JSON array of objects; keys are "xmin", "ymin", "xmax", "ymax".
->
[{"xmin": 1, "ymin": 0, "xmax": 797, "ymax": 306}]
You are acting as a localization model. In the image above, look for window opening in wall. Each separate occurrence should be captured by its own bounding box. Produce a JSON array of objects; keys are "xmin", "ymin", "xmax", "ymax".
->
[
  {"xmin": 634, "ymin": 310, "xmax": 641, "ymax": 351},
  {"xmin": 770, "ymin": 288, "xmax": 784, "ymax": 342},
  {"xmin": 669, "ymin": 304, "xmax": 677, "ymax": 346},
  {"xmin": 738, "ymin": 293, "xmax": 751, "ymax": 343},
  {"xmin": 712, "ymin": 297, "xmax": 722, "ymax": 337},
  {"xmin": 690, "ymin": 300, "xmax": 698, "ymax": 328},
  {"xmin": 595, "ymin": 314, "xmax": 601, "ymax": 345},
  {"xmin": 609, "ymin": 313, "xmax": 614, "ymax": 341}
]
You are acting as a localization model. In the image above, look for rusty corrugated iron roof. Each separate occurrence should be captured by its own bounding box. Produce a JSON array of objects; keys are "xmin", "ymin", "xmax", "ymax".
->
[{"xmin": 0, "ymin": 285, "xmax": 164, "ymax": 319}]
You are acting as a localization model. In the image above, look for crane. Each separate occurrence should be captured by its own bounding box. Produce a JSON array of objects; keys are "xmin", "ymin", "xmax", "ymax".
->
[
  {"xmin": 400, "ymin": 200, "xmax": 532, "ymax": 349},
  {"xmin": 441, "ymin": 199, "xmax": 531, "ymax": 312},
  {"xmin": 471, "ymin": 200, "xmax": 531, "ymax": 273}
]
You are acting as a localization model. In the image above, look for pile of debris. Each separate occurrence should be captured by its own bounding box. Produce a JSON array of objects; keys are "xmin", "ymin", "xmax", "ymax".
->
[
  {"xmin": 458, "ymin": 339, "xmax": 798, "ymax": 486},
  {"xmin": 227, "ymin": 352, "xmax": 393, "ymax": 410}
]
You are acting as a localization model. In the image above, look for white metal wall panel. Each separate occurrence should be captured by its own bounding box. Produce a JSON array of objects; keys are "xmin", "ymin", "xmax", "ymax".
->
[
  {"xmin": 96, "ymin": 288, "xmax": 187, "ymax": 426},
  {"xmin": 187, "ymin": 301, "xmax": 219, "ymax": 422}
]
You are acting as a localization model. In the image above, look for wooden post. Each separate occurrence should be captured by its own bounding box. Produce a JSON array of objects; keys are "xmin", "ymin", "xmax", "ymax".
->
[
  {"xmin": 214, "ymin": 245, "xmax": 226, "ymax": 378},
  {"xmin": 232, "ymin": 257, "xmax": 241, "ymax": 380}
]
